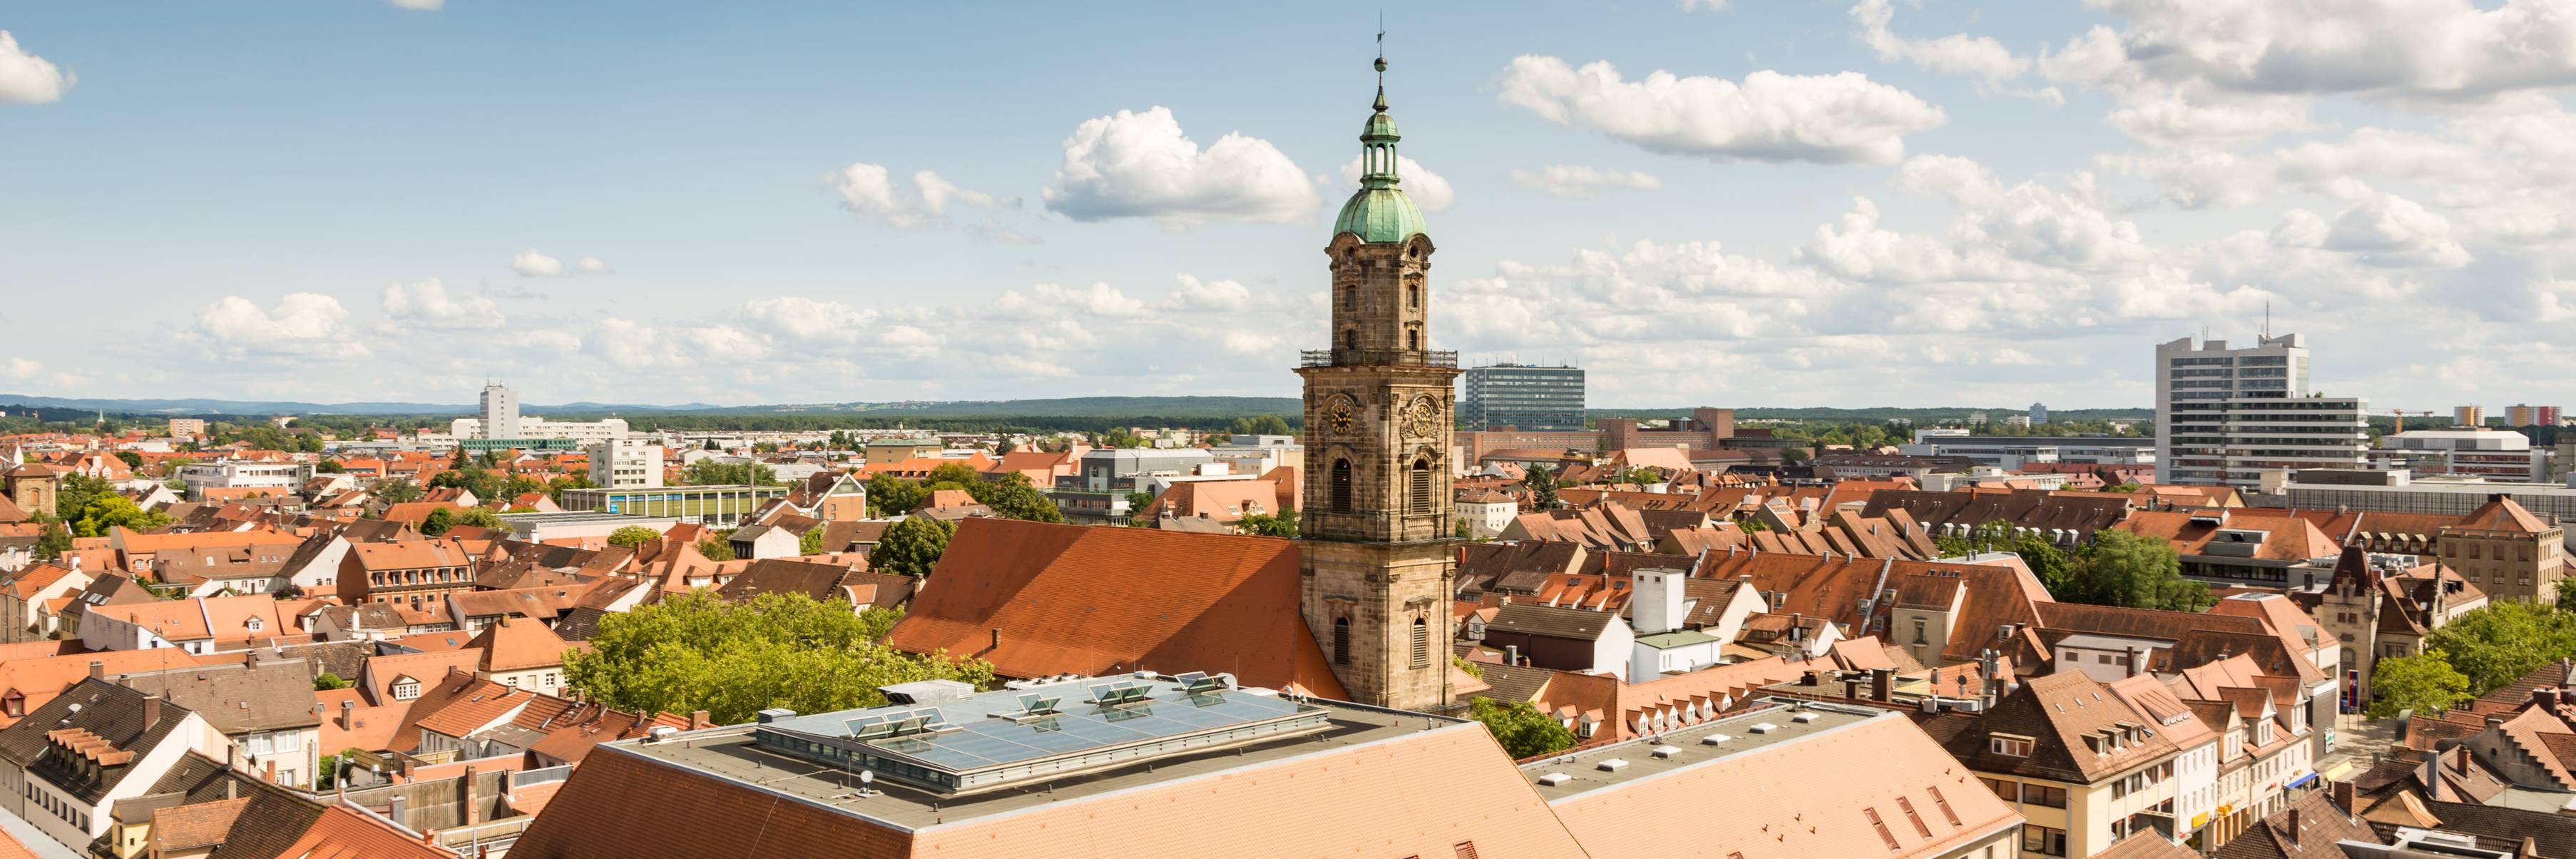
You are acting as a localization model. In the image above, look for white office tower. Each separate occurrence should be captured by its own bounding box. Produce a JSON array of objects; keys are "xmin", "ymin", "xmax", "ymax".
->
[
  {"xmin": 586, "ymin": 438, "xmax": 665, "ymax": 489},
  {"xmin": 2155, "ymin": 334, "xmax": 2368, "ymax": 489},
  {"xmin": 481, "ymin": 383, "xmax": 521, "ymax": 440}
]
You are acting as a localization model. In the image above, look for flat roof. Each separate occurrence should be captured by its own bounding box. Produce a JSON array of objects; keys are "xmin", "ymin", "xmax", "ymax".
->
[
  {"xmin": 562, "ymin": 484, "xmax": 786, "ymax": 495},
  {"xmin": 1520, "ymin": 698, "xmax": 1884, "ymax": 803},
  {"xmin": 606, "ymin": 683, "xmax": 1451, "ymax": 831}
]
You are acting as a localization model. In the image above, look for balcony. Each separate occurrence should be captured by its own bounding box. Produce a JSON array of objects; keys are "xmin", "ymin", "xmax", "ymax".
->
[{"xmin": 1300, "ymin": 349, "xmax": 1458, "ymax": 369}]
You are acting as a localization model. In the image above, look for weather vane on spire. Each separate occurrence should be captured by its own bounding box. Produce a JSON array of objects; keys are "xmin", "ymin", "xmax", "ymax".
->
[{"xmin": 1373, "ymin": 13, "xmax": 1389, "ymax": 113}]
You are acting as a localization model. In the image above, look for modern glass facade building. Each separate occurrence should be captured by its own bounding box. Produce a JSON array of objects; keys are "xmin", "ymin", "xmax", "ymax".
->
[{"xmin": 1458, "ymin": 364, "xmax": 1585, "ymax": 432}]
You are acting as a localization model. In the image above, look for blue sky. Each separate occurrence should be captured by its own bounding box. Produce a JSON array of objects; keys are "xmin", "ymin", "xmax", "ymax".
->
[{"xmin": 4, "ymin": 1, "xmax": 2573, "ymax": 410}]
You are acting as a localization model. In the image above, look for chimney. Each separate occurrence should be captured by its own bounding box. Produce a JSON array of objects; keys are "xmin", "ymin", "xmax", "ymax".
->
[
  {"xmin": 2285, "ymin": 808, "xmax": 2300, "ymax": 845},
  {"xmin": 989, "ymin": 627, "xmax": 1003, "ymax": 650},
  {"xmin": 2535, "ymin": 688, "xmax": 2560, "ymax": 712},
  {"xmin": 1505, "ymin": 645, "xmax": 1520, "ymax": 667},
  {"xmin": 2126, "ymin": 646, "xmax": 2144, "ymax": 678},
  {"xmin": 340, "ymin": 698, "xmax": 354, "ymax": 728},
  {"xmin": 224, "ymin": 779, "xmax": 235, "ymax": 800},
  {"xmin": 462, "ymin": 764, "xmax": 480, "ymax": 825},
  {"xmin": 1871, "ymin": 668, "xmax": 1894, "ymax": 702},
  {"xmin": 387, "ymin": 793, "xmax": 408, "ymax": 823},
  {"xmin": 690, "ymin": 710, "xmax": 712, "ymax": 731},
  {"xmin": 2331, "ymin": 779, "xmax": 2356, "ymax": 813},
  {"xmin": 143, "ymin": 693, "xmax": 163, "ymax": 728},
  {"xmin": 225, "ymin": 743, "xmax": 237, "ymax": 771},
  {"xmin": 87, "ymin": 660, "xmax": 104, "ymax": 681}
]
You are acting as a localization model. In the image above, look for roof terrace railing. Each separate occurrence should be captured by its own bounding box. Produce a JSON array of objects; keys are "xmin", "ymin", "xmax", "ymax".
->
[{"xmin": 1299, "ymin": 349, "xmax": 1458, "ymax": 369}]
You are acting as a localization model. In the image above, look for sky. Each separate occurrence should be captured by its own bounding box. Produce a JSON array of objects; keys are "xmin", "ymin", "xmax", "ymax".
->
[{"xmin": 4, "ymin": 1, "xmax": 2574, "ymax": 411}]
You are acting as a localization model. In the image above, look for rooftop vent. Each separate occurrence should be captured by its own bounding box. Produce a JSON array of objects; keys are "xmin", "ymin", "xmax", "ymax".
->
[
  {"xmin": 1650, "ymin": 745, "xmax": 1682, "ymax": 759},
  {"xmin": 1699, "ymin": 733, "xmax": 1733, "ymax": 746},
  {"xmin": 1747, "ymin": 722, "xmax": 1781, "ymax": 734},
  {"xmin": 1595, "ymin": 758, "xmax": 1630, "ymax": 773},
  {"xmin": 755, "ymin": 708, "xmax": 797, "ymax": 724},
  {"xmin": 1537, "ymin": 772, "xmax": 1573, "ymax": 786},
  {"xmin": 1792, "ymin": 712, "xmax": 1821, "ymax": 723}
]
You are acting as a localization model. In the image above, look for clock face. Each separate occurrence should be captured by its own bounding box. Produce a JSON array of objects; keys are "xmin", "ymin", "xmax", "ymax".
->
[
  {"xmin": 1404, "ymin": 397, "xmax": 1441, "ymax": 437},
  {"xmin": 1327, "ymin": 400, "xmax": 1356, "ymax": 434}
]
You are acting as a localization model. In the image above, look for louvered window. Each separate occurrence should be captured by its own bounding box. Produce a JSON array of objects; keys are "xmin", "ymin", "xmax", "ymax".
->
[
  {"xmin": 1453, "ymin": 843, "xmax": 1478, "ymax": 859},
  {"xmin": 1332, "ymin": 617, "xmax": 1351, "ymax": 666},
  {"xmin": 1332, "ymin": 459, "xmax": 1354, "ymax": 514},
  {"xmin": 1410, "ymin": 617, "xmax": 1430, "ymax": 669},
  {"xmin": 1409, "ymin": 459, "xmax": 1432, "ymax": 513},
  {"xmin": 1864, "ymin": 808, "xmax": 1901, "ymax": 851}
]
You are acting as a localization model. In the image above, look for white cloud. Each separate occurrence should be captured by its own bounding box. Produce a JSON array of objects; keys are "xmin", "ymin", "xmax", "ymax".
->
[
  {"xmin": 576, "ymin": 256, "xmax": 609, "ymax": 274},
  {"xmin": 380, "ymin": 278, "xmax": 505, "ymax": 329},
  {"xmin": 681, "ymin": 325, "xmax": 772, "ymax": 364},
  {"xmin": 994, "ymin": 282, "xmax": 1146, "ymax": 319},
  {"xmin": 512, "ymin": 250, "xmax": 566, "ymax": 277},
  {"xmin": 1509, "ymin": 165, "xmax": 1664, "ymax": 198},
  {"xmin": 0, "ymin": 31, "xmax": 76, "ymax": 105},
  {"xmin": 193, "ymin": 293, "xmax": 368, "ymax": 360},
  {"xmin": 1498, "ymin": 56, "xmax": 1946, "ymax": 164},
  {"xmin": 1850, "ymin": 0, "xmax": 2029, "ymax": 84},
  {"xmin": 743, "ymin": 296, "xmax": 876, "ymax": 345},
  {"xmin": 1337, "ymin": 153, "xmax": 1454, "ymax": 211},
  {"xmin": 827, "ymin": 163, "xmax": 1018, "ymax": 228},
  {"xmin": 388, "ymin": 0, "xmax": 444, "ymax": 9},
  {"xmin": 1041, "ymin": 106, "xmax": 1319, "ymax": 224},
  {"xmin": 1166, "ymin": 275, "xmax": 1255, "ymax": 312},
  {"xmin": 1, "ymin": 357, "xmax": 38, "ymax": 382},
  {"xmin": 2314, "ymin": 188, "xmax": 2474, "ymax": 268}
]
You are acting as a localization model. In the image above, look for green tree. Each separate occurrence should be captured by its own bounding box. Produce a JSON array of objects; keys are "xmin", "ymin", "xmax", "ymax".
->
[
  {"xmin": 1523, "ymin": 464, "xmax": 1559, "ymax": 509},
  {"xmin": 113, "ymin": 451, "xmax": 143, "ymax": 471},
  {"xmin": 2009, "ymin": 531, "xmax": 2075, "ymax": 596},
  {"xmin": 799, "ymin": 527, "xmax": 826, "ymax": 555},
  {"xmin": 922, "ymin": 462, "xmax": 984, "ymax": 489},
  {"xmin": 55, "ymin": 473, "xmax": 115, "ymax": 521},
  {"xmin": 695, "ymin": 535, "xmax": 737, "ymax": 561},
  {"xmin": 1934, "ymin": 521, "xmax": 2013, "ymax": 557},
  {"xmin": 973, "ymin": 473, "xmax": 1063, "ymax": 523},
  {"xmin": 606, "ymin": 525, "xmax": 663, "ymax": 549},
  {"xmin": 564, "ymin": 592, "xmax": 993, "ymax": 725},
  {"xmin": 31, "ymin": 514, "xmax": 71, "ymax": 560},
  {"xmin": 418, "ymin": 507, "xmax": 456, "ymax": 537},
  {"xmin": 317, "ymin": 460, "xmax": 345, "ymax": 474},
  {"xmin": 376, "ymin": 479, "xmax": 424, "ymax": 504},
  {"xmin": 454, "ymin": 507, "xmax": 505, "ymax": 530},
  {"xmin": 1228, "ymin": 415, "xmax": 1294, "ymax": 437},
  {"xmin": 2062, "ymin": 530, "xmax": 2213, "ymax": 611},
  {"xmin": 1470, "ymin": 698, "xmax": 1577, "ymax": 760},
  {"xmin": 313, "ymin": 672, "xmax": 352, "ymax": 691},
  {"xmin": 867, "ymin": 473, "xmax": 929, "ymax": 515},
  {"xmin": 1780, "ymin": 447, "xmax": 1813, "ymax": 464},
  {"xmin": 1240, "ymin": 510, "xmax": 1299, "ymax": 538},
  {"xmin": 683, "ymin": 460, "xmax": 778, "ymax": 487},
  {"xmin": 545, "ymin": 474, "xmax": 592, "ymax": 502},
  {"xmin": 2424, "ymin": 601, "xmax": 2576, "ymax": 694},
  {"xmin": 873, "ymin": 515, "xmax": 956, "ymax": 576},
  {"xmin": 1099, "ymin": 427, "xmax": 1148, "ymax": 449},
  {"xmin": 73, "ymin": 495, "xmax": 170, "ymax": 538},
  {"xmin": 1125, "ymin": 491, "xmax": 1157, "ymax": 514},
  {"xmin": 2104, "ymin": 482, "xmax": 2143, "ymax": 494},
  {"xmin": 2555, "ymin": 576, "xmax": 2576, "ymax": 609},
  {"xmin": 2366, "ymin": 651, "xmax": 2473, "ymax": 720}
]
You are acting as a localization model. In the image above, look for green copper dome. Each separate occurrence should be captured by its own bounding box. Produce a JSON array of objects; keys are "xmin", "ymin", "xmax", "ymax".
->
[
  {"xmin": 1334, "ymin": 186, "xmax": 1427, "ymax": 244},
  {"xmin": 1334, "ymin": 56, "xmax": 1426, "ymax": 244}
]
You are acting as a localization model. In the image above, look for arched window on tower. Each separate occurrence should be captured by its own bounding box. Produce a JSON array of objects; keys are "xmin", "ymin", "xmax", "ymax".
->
[
  {"xmin": 1410, "ymin": 458, "xmax": 1432, "ymax": 513},
  {"xmin": 1406, "ymin": 283, "xmax": 1419, "ymax": 310},
  {"xmin": 1333, "ymin": 617, "xmax": 1352, "ymax": 666},
  {"xmin": 1406, "ymin": 329, "xmax": 1419, "ymax": 351},
  {"xmin": 1343, "ymin": 285, "xmax": 1354, "ymax": 311},
  {"xmin": 1332, "ymin": 459, "xmax": 1354, "ymax": 513},
  {"xmin": 1410, "ymin": 616, "xmax": 1430, "ymax": 669},
  {"xmin": 1341, "ymin": 329, "xmax": 1357, "ymax": 352}
]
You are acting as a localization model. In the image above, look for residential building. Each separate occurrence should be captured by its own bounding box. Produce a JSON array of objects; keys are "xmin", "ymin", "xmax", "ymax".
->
[
  {"xmin": 2006, "ymin": 414, "xmax": 2035, "ymax": 428},
  {"xmin": 1203, "ymin": 434, "xmax": 1303, "ymax": 482},
  {"xmin": 2108, "ymin": 509, "xmax": 2343, "ymax": 587},
  {"xmin": 1454, "ymin": 487, "xmax": 1518, "ymax": 539},
  {"xmin": 164, "ymin": 419, "xmax": 206, "ymax": 439},
  {"xmin": 78, "ymin": 595, "xmax": 290, "ymax": 656},
  {"xmin": 2434, "ymin": 495, "xmax": 2565, "ymax": 604},
  {"xmin": 2155, "ymin": 335, "xmax": 2368, "ymax": 489},
  {"xmin": 173, "ymin": 461, "xmax": 312, "ymax": 501},
  {"xmin": 1459, "ymin": 362, "xmax": 1585, "ymax": 431},
  {"xmin": 465, "ymin": 616, "xmax": 573, "ymax": 692},
  {"xmin": 859, "ymin": 436, "xmax": 942, "ymax": 464},
  {"xmin": 510, "ymin": 671, "xmax": 1593, "ymax": 858},
  {"xmin": 115, "ymin": 660, "xmax": 321, "ymax": 789},
  {"xmin": 2507, "ymin": 404, "xmax": 2562, "ymax": 427},
  {"xmin": 583, "ymin": 437, "xmax": 663, "ymax": 489},
  {"xmin": 451, "ymin": 383, "xmax": 630, "ymax": 445},
  {"xmin": 0, "ymin": 563, "xmax": 91, "ymax": 641},
  {"xmin": 479, "ymin": 382, "xmax": 519, "ymax": 440},
  {"xmin": 0, "ymin": 678, "xmax": 222, "ymax": 850},
  {"xmin": 2296, "ymin": 547, "xmax": 2483, "ymax": 706},
  {"xmin": 2368, "ymin": 430, "xmax": 2549, "ymax": 482},
  {"xmin": 334, "ymin": 539, "xmax": 479, "ymax": 609},
  {"xmin": 1924, "ymin": 671, "xmax": 2188, "ymax": 859},
  {"xmin": 1528, "ymin": 698, "xmax": 2026, "ymax": 858},
  {"xmin": 4, "ymin": 464, "xmax": 61, "ymax": 520}
]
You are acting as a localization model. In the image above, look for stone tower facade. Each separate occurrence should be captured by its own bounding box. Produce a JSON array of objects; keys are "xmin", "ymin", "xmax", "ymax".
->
[{"xmin": 1297, "ymin": 56, "xmax": 1457, "ymax": 713}]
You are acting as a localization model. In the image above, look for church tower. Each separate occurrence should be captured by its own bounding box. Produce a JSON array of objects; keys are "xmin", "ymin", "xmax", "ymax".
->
[{"xmin": 1297, "ymin": 53, "xmax": 1457, "ymax": 713}]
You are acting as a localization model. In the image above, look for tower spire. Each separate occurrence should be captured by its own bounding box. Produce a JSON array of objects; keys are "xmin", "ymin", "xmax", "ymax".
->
[{"xmin": 1374, "ymin": 15, "xmax": 1387, "ymax": 113}]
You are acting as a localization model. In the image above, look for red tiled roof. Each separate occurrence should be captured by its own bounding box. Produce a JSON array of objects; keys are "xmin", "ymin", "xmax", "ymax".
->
[
  {"xmin": 274, "ymin": 805, "xmax": 450, "ymax": 859},
  {"xmin": 885, "ymin": 519, "xmax": 1346, "ymax": 698}
]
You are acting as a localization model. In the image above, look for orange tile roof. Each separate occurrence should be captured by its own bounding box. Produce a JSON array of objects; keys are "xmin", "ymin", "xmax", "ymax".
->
[
  {"xmin": 1552, "ymin": 712, "xmax": 2023, "ymax": 858},
  {"xmin": 151, "ymin": 796, "xmax": 250, "ymax": 850},
  {"xmin": 886, "ymin": 519, "xmax": 1347, "ymax": 698},
  {"xmin": 466, "ymin": 616, "xmax": 571, "ymax": 672},
  {"xmin": 274, "ymin": 805, "xmax": 450, "ymax": 859},
  {"xmin": 0, "ymin": 649, "xmax": 202, "ymax": 728},
  {"xmin": 2452, "ymin": 496, "xmax": 2555, "ymax": 534}
]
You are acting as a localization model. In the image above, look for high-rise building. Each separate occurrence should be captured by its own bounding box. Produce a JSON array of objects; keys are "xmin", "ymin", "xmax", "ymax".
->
[
  {"xmin": 2154, "ymin": 334, "xmax": 2368, "ymax": 489},
  {"xmin": 2455, "ymin": 405, "xmax": 2485, "ymax": 427},
  {"xmin": 2029, "ymin": 402, "xmax": 2048, "ymax": 425},
  {"xmin": 2508, "ymin": 404, "xmax": 2562, "ymax": 427},
  {"xmin": 1296, "ymin": 55, "xmax": 1455, "ymax": 713},
  {"xmin": 1458, "ymin": 363, "xmax": 1584, "ymax": 431},
  {"xmin": 586, "ymin": 438, "xmax": 665, "ymax": 489},
  {"xmin": 479, "ymin": 382, "xmax": 521, "ymax": 440}
]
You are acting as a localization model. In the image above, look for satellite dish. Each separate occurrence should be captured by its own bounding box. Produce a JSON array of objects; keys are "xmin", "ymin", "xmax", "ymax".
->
[{"xmin": 857, "ymin": 770, "xmax": 874, "ymax": 785}]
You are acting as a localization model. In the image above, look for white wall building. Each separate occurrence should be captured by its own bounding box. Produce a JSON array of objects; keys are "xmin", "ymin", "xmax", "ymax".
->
[
  {"xmin": 480, "ymin": 382, "xmax": 521, "ymax": 440},
  {"xmin": 454, "ymin": 415, "xmax": 630, "ymax": 444},
  {"xmin": 2155, "ymin": 334, "xmax": 2368, "ymax": 489},
  {"xmin": 586, "ymin": 439, "xmax": 665, "ymax": 489},
  {"xmin": 2368, "ymin": 429, "xmax": 2550, "ymax": 482},
  {"xmin": 175, "ymin": 461, "xmax": 314, "ymax": 499}
]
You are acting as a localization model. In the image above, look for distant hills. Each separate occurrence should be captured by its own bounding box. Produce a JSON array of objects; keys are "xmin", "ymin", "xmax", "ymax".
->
[{"xmin": 0, "ymin": 394, "xmax": 2150, "ymax": 424}]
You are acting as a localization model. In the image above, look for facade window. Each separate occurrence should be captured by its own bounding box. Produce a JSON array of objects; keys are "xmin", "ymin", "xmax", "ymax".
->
[
  {"xmin": 1333, "ymin": 618, "xmax": 1351, "ymax": 666},
  {"xmin": 1332, "ymin": 459, "xmax": 1354, "ymax": 514},
  {"xmin": 1406, "ymin": 283, "xmax": 1419, "ymax": 309},
  {"xmin": 1409, "ymin": 459, "xmax": 1433, "ymax": 514},
  {"xmin": 1406, "ymin": 329, "xmax": 1419, "ymax": 351},
  {"xmin": 1990, "ymin": 736, "xmax": 2033, "ymax": 757},
  {"xmin": 392, "ymin": 682, "xmax": 419, "ymax": 701},
  {"xmin": 2021, "ymin": 825, "xmax": 2068, "ymax": 858},
  {"xmin": 1410, "ymin": 617, "xmax": 1430, "ymax": 669}
]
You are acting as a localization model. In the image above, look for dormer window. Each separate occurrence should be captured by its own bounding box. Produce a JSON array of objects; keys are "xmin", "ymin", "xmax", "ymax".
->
[
  {"xmin": 245, "ymin": 617, "xmax": 262, "ymax": 632},
  {"xmin": 392, "ymin": 681, "xmax": 420, "ymax": 701},
  {"xmin": 1990, "ymin": 735, "xmax": 2033, "ymax": 757}
]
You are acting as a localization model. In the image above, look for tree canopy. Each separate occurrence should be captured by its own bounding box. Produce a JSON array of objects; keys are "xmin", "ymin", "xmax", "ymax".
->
[
  {"xmin": 683, "ymin": 460, "xmax": 778, "ymax": 487},
  {"xmin": 419, "ymin": 507, "xmax": 456, "ymax": 537},
  {"xmin": 563, "ymin": 592, "xmax": 994, "ymax": 724},
  {"xmin": 1227, "ymin": 415, "xmax": 1293, "ymax": 437},
  {"xmin": 2424, "ymin": 601, "xmax": 2576, "ymax": 695},
  {"xmin": 606, "ymin": 525, "xmax": 664, "ymax": 549},
  {"xmin": 2367, "ymin": 651, "xmax": 2473, "ymax": 720},
  {"xmin": 873, "ymin": 515, "xmax": 954, "ymax": 576},
  {"xmin": 1470, "ymin": 697, "xmax": 1576, "ymax": 760},
  {"xmin": 2058, "ymin": 529, "xmax": 2213, "ymax": 612},
  {"xmin": 1239, "ymin": 509, "xmax": 1298, "ymax": 538},
  {"xmin": 72, "ymin": 494, "xmax": 170, "ymax": 538}
]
